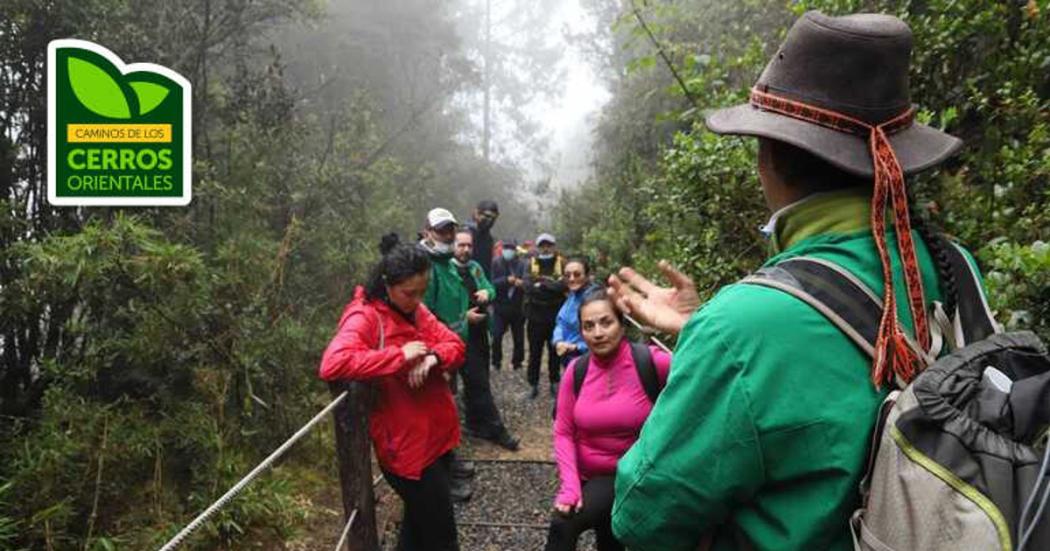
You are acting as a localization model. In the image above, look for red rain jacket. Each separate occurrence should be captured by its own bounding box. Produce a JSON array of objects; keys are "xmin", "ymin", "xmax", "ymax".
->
[{"xmin": 319, "ymin": 286, "xmax": 465, "ymax": 479}]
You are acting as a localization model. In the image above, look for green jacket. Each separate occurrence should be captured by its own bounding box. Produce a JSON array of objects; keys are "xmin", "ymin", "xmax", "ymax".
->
[
  {"xmin": 423, "ymin": 253, "xmax": 494, "ymax": 341},
  {"xmin": 611, "ymin": 189, "xmax": 982, "ymax": 551}
]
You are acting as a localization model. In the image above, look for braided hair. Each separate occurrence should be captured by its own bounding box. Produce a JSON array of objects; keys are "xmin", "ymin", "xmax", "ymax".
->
[
  {"xmin": 905, "ymin": 186, "xmax": 959, "ymax": 316},
  {"xmin": 364, "ymin": 233, "xmax": 431, "ymax": 302},
  {"xmin": 766, "ymin": 138, "xmax": 959, "ymax": 315}
]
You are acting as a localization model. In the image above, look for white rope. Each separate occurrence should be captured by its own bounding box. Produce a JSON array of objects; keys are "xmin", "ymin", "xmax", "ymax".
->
[
  {"xmin": 624, "ymin": 314, "xmax": 673, "ymax": 354},
  {"xmin": 332, "ymin": 508, "xmax": 358, "ymax": 551},
  {"xmin": 158, "ymin": 390, "xmax": 350, "ymax": 551}
]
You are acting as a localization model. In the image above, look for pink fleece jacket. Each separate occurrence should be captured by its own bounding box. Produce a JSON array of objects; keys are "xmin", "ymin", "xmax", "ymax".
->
[{"xmin": 552, "ymin": 339, "xmax": 671, "ymax": 506}]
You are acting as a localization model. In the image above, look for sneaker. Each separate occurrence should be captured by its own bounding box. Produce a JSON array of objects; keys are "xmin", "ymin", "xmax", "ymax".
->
[
  {"xmin": 450, "ymin": 459, "xmax": 476, "ymax": 479},
  {"xmin": 449, "ymin": 477, "xmax": 473, "ymax": 503},
  {"xmin": 492, "ymin": 431, "xmax": 520, "ymax": 452},
  {"xmin": 528, "ymin": 385, "xmax": 538, "ymax": 400}
]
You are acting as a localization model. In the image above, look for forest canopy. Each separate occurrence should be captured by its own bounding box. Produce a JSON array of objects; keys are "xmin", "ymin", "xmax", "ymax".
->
[{"xmin": 1, "ymin": 0, "xmax": 1047, "ymax": 548}]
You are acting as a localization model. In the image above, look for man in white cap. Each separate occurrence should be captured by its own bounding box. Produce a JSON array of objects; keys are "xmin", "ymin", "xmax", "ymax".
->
[
  {"xmin": 419, "ymin": 207, "xmax": 476, "ymax": 502},
  {"xmin": 523, "ymin": 233, "xmax": 566, "ymax": 399}
]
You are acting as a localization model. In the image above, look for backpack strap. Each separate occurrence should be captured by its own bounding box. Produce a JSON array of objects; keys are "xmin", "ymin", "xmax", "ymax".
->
[
  {"xmin": 741, "ymin": 256, "xmax": 882, "ymax": 359},
  {"xmin": 629, "ymin": 342, "xmax": 662, "ymax": 403},
  {"xmin": 573, "ymin": 352, "xmax": 590, "ymax": 397},
  {"xmin": 942, "ymin": 242, "xmax": 999, "ymax": 346},
  {"xmin": 573, "ymin": 344, "xmax": 663, "ymax": 404}
]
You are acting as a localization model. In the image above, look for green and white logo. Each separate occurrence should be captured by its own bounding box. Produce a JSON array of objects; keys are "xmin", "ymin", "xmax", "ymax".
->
[{"xmin": 48, "ymin": 39, "xmax": 192, "ymax": 206}]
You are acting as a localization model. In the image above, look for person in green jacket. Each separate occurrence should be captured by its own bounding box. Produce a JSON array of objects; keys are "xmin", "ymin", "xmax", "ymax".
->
[
  {"xmin": 607, "ymin": 12, "xmax": 976, "ymax": 551},
  {"xmin": 421, "ymin": 207, "xmax": 472, "ymax": 341},
  {"xmin": 419, "ymin": 207, "xmax": 478, "ymax": 502},
  {"xmin": 452, "ymin": 228, "xmax": 520, "ymax": 451}
]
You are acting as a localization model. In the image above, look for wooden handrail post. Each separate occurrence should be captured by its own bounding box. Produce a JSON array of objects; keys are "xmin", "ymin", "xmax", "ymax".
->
[{"xmin": 329, "ymin": 381, "xmax": 379, "ymax": 551}]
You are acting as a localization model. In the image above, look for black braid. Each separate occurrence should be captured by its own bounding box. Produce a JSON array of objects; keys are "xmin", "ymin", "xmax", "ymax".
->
[{"xmin": 905, "ymin": 185, "xmax": 959, "ymax": 316}]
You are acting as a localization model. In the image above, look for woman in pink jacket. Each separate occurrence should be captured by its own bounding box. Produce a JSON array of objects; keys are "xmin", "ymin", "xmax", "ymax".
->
[{"xmin": 545, "ymin": 289, "xmax": 671, "ymax": 551}]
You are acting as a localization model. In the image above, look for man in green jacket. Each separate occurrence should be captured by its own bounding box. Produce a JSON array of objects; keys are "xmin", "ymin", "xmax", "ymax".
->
[
  {"xmin": 453, "ymin": 228, "xmax": 520, "ymax": 451},
  {"xmin": 419, "ymin": 207, "xmax": 478, "ymax": 501},
  {"xmin": 608, "ymin": 12, "xmax": 975, "ymax": 550},
  {"xmin": 421, "ymin": 207, "xmax": 472, "ymax": 341}
]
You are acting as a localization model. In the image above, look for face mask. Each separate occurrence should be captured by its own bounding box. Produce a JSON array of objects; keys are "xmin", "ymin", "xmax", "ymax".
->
[
  {"xmin": 502, "ymin": 250, "xmax": 515, "ymax": 261},
  {"xmin": 478, "ymin": 218, "xmax": 494, "ymax": 231},
  {"xmin": 431, "ymin": 240, "xmax": 451, "ymax": 254},
  {"xmin": 538, "ymin": 253, "xmax": 554, "ymax": 260}
]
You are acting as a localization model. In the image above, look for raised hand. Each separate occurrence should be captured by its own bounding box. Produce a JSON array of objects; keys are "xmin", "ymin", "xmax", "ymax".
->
[{"xmin": 607, "ymin": 260, "xmax": 700, "ymax": 335}]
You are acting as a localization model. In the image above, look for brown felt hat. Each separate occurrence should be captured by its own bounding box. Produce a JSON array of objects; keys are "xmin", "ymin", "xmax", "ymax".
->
[{"xmin": 706, "ymin": 11, "xmax": 962, "ymax": 176}]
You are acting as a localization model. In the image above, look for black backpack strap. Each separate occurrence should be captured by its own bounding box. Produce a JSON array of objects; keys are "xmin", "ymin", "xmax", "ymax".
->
[
  {"xmin": 630, "ymin": 342, "xmax": 662, "ymax": 403},
  {"xmin": 942, "ymin": 242, "xmax": 999, "ymax": 346},
  {"xmin": 572, "ymin": 352, "xmax": 590, "ymax": 396},
  {"xmin": 741, "ymin": 256, "xmax": 883, "ymax": 359}
]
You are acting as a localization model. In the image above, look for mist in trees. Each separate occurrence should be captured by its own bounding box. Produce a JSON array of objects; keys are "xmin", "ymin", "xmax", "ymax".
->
[{"xmin": 1, "ymin": 0, "xmax": 1047, "ymax": 548}]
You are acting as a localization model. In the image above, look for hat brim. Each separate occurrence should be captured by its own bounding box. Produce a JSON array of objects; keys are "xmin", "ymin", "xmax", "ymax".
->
[{"xmin": 705, "ymin": 104, "xmax": 963, "ymax": 177}]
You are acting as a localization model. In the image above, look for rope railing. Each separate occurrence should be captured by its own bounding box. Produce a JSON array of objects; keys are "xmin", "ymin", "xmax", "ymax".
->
[
  {"xmin": 333, "ymin": 508, "xmax": 359, "ymax": 551},
  {"xmin": 158, "ymin": 391, "xmax": 350, "ymax": 551}
]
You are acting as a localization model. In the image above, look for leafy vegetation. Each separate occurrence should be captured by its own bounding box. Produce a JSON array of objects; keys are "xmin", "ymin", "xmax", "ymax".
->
[{"xmin": 557, "ymin": 0, "xmax": 1049, "ymax": 345}]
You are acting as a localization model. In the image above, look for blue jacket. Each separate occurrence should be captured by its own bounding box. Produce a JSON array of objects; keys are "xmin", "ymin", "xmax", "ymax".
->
[{"xmin": 552, "ymin": 284, "xmax": 598, "ymax": 353}]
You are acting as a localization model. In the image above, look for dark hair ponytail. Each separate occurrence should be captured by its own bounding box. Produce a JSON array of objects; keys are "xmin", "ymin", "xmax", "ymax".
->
[
  {"xmin": 365, "ymin": 233, "xmax": 431, "ymax": 301},
  {"xmin": 906, "ymin": 186, "xmax": 958, "ymax": 316}
]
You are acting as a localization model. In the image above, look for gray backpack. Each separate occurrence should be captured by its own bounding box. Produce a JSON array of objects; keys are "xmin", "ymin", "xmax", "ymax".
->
[{"xmin": 743, "ymin": 244, "xmax": 1050, "ymax": 551}]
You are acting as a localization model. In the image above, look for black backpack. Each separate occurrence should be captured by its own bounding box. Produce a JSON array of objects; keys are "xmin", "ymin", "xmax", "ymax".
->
[
  {"xmin": 741, "ymin": 243, "xmax": 1050, "ymax": 551},
  {"xmin": 572, "ymin": 341, "xmax": 663, "ymax": 403}
]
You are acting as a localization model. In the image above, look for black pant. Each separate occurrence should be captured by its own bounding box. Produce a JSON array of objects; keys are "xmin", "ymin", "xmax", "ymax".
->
[
  {"xmin": 544, "ymin": 477, "xmax": 623, "ymax": 551},
  {"xmin": 527, "ymin": 316, "xmax": 559, "ymax": 387},
  {"xmin": 381, "ymin": 453, "xmax": 459, "ymax": 551},
  {"xmin": 492, "ymin": 307, "xmax": 524, "ymax": 368},
  {"xmin": 461, "ymin": 327, "xmax": 508, "ymax": 438}
]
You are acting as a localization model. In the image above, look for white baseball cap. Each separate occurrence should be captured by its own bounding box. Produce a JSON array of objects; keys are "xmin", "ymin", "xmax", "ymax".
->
[
  {"xmin": 536, "ymin": 233, "xmax": 556, "ymax": 245},
  {"xmin": 427, "ymin": 208, "xmax": 458, "ymax": 229}
]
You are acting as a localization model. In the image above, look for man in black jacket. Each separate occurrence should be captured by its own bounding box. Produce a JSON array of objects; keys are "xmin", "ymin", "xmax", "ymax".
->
[
  {"xmin": 466, "ymin": 199, "xmax": 499, "ymax": 279},
  {"xmin": 524, "ymin": 233, "xmax": 566, "ymax": 399},
  {"xmin": 490, "ymin": 239, "xmax": 526, "ymax": 371}
]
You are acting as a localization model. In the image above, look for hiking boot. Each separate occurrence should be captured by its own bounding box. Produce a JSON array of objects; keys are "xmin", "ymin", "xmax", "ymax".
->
[
  {"xmin": 492, "ymin": 431, "xmax": 520, "ymax": 452},
  {"xmin": 528, "ymin": 385, "xmax": 538, "ymax": 400},
  {"xmin": 450, "ymin": 459, "xmax": 475, "ymax": 479},
  {"xmin": 449, "ymin": 477, "xmax": 473, "ymax": 503}
]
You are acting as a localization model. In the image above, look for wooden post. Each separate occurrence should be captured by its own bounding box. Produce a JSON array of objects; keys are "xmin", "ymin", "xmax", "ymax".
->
[{"xmin": 330, "ymin": 381, "xmax": 379, "ymax": 551}]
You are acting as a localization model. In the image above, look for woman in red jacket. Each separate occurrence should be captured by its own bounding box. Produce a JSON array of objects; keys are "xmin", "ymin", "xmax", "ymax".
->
[{"xmin": 320, "ymin": 234, "xmax": 466, "ymax": 551}]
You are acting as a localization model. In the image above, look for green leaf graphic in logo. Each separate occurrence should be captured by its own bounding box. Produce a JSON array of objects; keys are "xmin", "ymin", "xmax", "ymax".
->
[
  {"xmin": 68, "ymin": 56, "xmax": 131, "ymax": 119},
  {"xmin": 128, "ymin": 81, "xmax": 170, "ymax": 115}
]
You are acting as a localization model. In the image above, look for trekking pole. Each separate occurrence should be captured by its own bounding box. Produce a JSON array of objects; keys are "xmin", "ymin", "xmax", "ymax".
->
[{"xmin": 623, "ymin": 314, "xmax": 673, "ymax": 354}]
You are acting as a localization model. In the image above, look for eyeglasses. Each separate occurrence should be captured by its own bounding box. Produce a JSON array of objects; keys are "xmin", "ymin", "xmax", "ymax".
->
[{"xmin": 565, "ymin": 271, "xmax": 585, "ymax": 279}]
